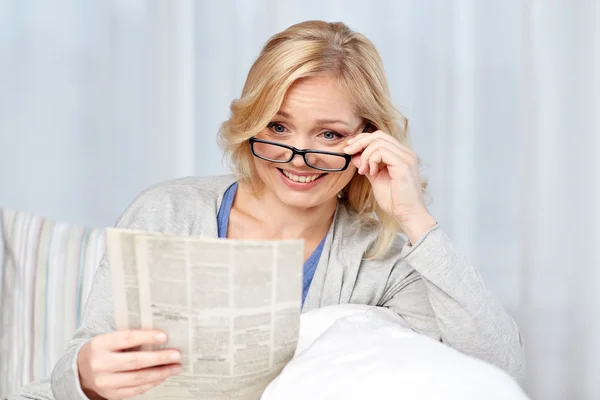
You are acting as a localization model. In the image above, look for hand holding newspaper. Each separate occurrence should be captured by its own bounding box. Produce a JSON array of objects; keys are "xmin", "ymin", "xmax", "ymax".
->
[{"xmin": 107, "ymin": 228, "xmax": 304, "ymax": 399}]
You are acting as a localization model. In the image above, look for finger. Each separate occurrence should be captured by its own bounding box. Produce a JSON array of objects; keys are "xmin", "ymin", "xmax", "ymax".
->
[
  {"xmin": 369, "ymin": 156, "xmax": 386, "ymax": 177},
  {"xmin": 99, "ymin": 330, "xmax": 168, "ymax": 352},
  {"xmin": 367, "ymin": 147, "xmax": 408, "ymax": 178},
  {"xmin": 369, "ymin": 158, "xmax": 379, "ymax": 177},
  {"xmin": 359, "ymin": 151, "xmax": 368, "ymax": 175},
  {"xmin": 351, "ymin": 154, "xmax": 361, "ymax": 169},
  {"xmin": 346, "ymin": 130, "xmax": 389, "ymax": 145},
  {"xmin": 344, "ymin": 132, "xmax": 378, "ymax": 154},
  {"xmin": 358, "ymin": 142, "xmax": 385, "ymax": 175},
  {"xmin": 112, "ymin": 383, "xmax": 156, "ymax": 399},
  {"xmin": 365, "ymin": 140, "xmax": 419, "ymax": 173},
  {"xmin": 112, "ymin": 363, "xmax": 182, "ymax": 390},
  {"xmin": 370, "ymin": 150, "xmax": 389, "ymax": 179},
  {"xmin": 111, "ymin": 348, "xmax": 181, "ymax": 372},
  {"xmin": 111, "ymin": 379, "xmax": 162, "ymax": 399},
  {"xmin": 359, "ymin": 141, "xmax": 404, "ymax": 174},
  {"xmin": 346, "ymin": 131, "xmax": 416, "ymax": 157},
  {"xmin": 344, "ymin": 131, "xmax": 395, "ymax": 152},
  {"xmin": 376, "ymin": 147, "xmax": 419, "ymax": 181}
]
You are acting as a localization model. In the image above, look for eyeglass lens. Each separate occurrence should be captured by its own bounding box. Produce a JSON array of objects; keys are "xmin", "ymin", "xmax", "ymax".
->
[{"xmin": 252, "ymin": 141, "xmax": 347, "ymax": 170}]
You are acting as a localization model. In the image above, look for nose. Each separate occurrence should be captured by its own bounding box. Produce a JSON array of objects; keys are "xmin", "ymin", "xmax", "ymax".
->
[
  {"xmin": 289, "ymin": 152, "xmax": 308, "ymax": 168},
  {"xmin": 290, "ymin": 138, "xmax": 312, "ymax": 150},
  {"xmin": 287, "ymin": 140, "xmax": 312, "ymax": 169}
]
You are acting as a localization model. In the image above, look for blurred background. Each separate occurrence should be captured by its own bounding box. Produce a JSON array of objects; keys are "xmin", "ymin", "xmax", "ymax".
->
[{"xmin": 0, "ymin": 0, "xmax": 598, "ymax": 399}]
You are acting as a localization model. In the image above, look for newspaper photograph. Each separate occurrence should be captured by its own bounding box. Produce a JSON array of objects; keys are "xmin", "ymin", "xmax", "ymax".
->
[{"xmin": 107, "ymin": 228, "xmax": 304, "ymax": 400}]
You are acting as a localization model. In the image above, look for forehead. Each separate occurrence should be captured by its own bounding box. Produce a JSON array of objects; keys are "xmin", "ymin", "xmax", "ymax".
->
[{"xmin": 280, "ymin": 76, "xmax": 358, "ymax": 120}]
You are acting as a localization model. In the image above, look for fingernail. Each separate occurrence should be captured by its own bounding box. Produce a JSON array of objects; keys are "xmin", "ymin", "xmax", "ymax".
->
[
  {"xmin": 155, "ymin": 333, "xmax": 167, "ymax": 343},
  {"xmin": 171, "ymin": 366, "xmax": 183, "ymax": 375},
  {"xmin": 169, "ymin": 352, "xmax": 181, "ymax": 362}
]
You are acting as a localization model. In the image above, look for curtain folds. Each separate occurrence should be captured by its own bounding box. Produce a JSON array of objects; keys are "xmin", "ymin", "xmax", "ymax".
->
[{"xmin": 0, "ymin": 1, "xmax": 598, "ymax": 398}]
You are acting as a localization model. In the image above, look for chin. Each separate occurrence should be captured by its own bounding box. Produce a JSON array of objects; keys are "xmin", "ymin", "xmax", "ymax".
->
[{"xmin": 275, "ymin": 189, "xmax": 328, "ymax": 210}]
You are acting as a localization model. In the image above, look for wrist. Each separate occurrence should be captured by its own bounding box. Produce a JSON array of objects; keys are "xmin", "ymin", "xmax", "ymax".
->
[
  {"xmin": 79, "ymin": 370, "xmax": 103, "ymax": 400},
  {"xmin": 397, "ymin": 213, "xmax": 437, "ymax": 245},
  {"xmin": 78, "ymin": 350, "xmax": 105, "ymax": 400}
]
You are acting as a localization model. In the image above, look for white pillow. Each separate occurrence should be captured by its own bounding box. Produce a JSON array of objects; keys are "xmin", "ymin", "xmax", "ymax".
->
[{"xmin": 262, "ymin": 305, "xmax": 530, "ymax": 400}]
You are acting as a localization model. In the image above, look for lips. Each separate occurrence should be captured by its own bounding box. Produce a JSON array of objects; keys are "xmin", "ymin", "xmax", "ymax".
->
[{"xmin": 279, "ymin": 169, "xmax": 324, "ymax": 183}]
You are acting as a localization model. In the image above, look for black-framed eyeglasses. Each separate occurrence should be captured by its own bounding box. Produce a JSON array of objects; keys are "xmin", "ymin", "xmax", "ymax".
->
[
  {"xmin": 249, "ymin": 137, "xmax": 352, "ymax": 172},
  {"xmin": 249, "ymin": 123, "xmax": 373, "ymax": 172}
]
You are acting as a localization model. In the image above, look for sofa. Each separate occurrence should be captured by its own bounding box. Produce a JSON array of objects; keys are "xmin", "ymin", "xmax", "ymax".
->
[
  {"xmin": 1, "ymin": 207, "xmax": 531, "ymax": 400},
  {"xmin": 0, "ymin": 208, "xmax": 105, "ymax": 397}
]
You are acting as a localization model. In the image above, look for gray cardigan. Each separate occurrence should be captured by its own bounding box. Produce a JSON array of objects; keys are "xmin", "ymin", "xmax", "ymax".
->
[{"xmin": 8, "ymin": 175, "xmax": 525, "ymax": 399}]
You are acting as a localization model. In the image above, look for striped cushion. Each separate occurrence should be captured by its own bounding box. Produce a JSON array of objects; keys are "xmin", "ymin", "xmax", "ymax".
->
[{"xmin": 0, "ymin": 209, "xmax": 105, "ymax": 397}]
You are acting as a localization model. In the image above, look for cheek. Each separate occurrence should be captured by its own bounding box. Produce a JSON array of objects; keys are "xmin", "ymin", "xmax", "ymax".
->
[
  {"xmin": 253, "ymin": 158, "xmax": 272, "ymax": 175},
  {"xmin": 330, "ymin": 167, "xmax": 356, "ymax": 188}
]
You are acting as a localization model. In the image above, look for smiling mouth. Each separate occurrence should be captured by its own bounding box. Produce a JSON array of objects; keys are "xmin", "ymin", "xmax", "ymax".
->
[{"xmin": 278, "ymin": 168, "xmax": 325, "ymax": 183}]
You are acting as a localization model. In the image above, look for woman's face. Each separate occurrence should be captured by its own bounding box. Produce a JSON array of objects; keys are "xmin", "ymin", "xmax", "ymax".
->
[{"xmin": 252, "ymin": 75, "xmax": 362, "ymax": 210}]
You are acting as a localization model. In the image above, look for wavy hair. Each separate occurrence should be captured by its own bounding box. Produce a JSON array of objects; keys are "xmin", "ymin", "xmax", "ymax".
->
[{"xmin": 218, "ymin": 20, "xmax": 428, "ymax": 258}]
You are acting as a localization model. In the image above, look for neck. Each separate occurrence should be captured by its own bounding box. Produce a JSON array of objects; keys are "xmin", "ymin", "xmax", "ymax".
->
[{"xmin": 235, "ymin": 182, "xmax": 337, "ymax": 239}]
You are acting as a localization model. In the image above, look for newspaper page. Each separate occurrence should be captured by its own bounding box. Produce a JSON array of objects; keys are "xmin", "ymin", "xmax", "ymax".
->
[
  {"xmin": 107, "ymin": 229, "xmax": 148, "ymax": 331},
  {"xmin": 106, "ymin": 228, "xmax": 304, "ymax": 400},
  {"xmin": 107, "ymin": 229, "xmax": 161, "ymax": 333}
]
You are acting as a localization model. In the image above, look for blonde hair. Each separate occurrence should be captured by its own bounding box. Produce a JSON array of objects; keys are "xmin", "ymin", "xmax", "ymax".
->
[{"xmin": 218, "ymin": 20, "xmax": 428, "ymax": 258}]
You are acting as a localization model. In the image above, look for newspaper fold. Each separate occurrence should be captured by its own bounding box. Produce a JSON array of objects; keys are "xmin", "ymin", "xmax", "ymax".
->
[{"xmin": 107, "ymin": 228, "xmax": 304, "ymax": 400}]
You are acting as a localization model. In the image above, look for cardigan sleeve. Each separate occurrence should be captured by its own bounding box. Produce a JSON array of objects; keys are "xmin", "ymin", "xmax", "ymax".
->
[{"xmin": 383, "ymin": 224, "xmax": 526, "ymax": 383}]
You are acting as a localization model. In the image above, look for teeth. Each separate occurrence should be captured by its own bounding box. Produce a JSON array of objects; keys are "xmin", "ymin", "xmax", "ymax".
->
[{"xmin": 282, "ymin": 170, "xmax": 321, "ymax": 183}]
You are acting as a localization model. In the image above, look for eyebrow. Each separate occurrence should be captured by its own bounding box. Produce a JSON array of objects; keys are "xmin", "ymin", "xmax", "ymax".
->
[{"xmin": 276, "ymin": 111, "xmax": 352, "ymax": 127}]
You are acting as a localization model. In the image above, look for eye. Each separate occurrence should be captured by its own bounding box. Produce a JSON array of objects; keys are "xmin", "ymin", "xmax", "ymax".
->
[
  {"xmin": 321, "ymin": 131, "xmax": 343, "ymax": 140},
  {"xmin": 268, "ymin": 122, "xmax": 287, "ymax": 134}
]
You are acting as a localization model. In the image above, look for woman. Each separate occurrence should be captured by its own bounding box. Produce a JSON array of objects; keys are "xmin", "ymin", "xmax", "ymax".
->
[{"xmin": 10, "ymin": 20, "xmax": 525, "ymax": 399}]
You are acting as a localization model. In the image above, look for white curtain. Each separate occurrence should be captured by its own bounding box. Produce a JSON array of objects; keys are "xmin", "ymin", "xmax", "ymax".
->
[{"xmin": 0, "ymin": 1, "xmax": 598, "ymax": 398}]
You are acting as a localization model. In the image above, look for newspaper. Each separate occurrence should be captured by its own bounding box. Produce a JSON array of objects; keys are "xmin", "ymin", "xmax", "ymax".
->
[{"xmin": 107, "ymin": 228, "xmax": 304, "ymax": 400}]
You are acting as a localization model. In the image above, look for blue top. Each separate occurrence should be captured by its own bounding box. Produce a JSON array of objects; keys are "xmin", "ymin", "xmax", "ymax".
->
[{"xmin": 217, "ymin": 182, "xmax": 325, "ymax": 305}]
